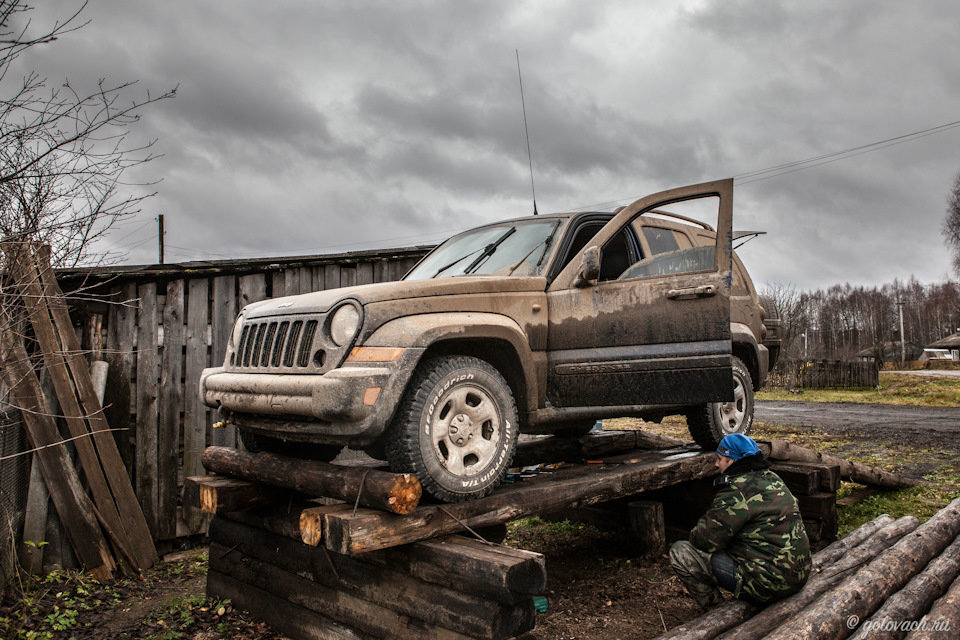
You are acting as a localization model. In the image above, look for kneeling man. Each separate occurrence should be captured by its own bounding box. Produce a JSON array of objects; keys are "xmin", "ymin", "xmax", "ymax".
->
[{"xmin": 670, "ymin": 433, "xmax": 811, "ymax": 609}]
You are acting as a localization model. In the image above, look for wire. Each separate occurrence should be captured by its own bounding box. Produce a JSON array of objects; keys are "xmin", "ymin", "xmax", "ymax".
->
[{"xmin": 570, "ymin": 117, "xmax": 960, "ymax": 210}]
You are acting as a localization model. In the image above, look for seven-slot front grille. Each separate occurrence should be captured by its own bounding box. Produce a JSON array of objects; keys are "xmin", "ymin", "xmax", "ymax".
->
[{"xmin": 233, "ymin": 318, "xmax": 320, "ymax": 369}]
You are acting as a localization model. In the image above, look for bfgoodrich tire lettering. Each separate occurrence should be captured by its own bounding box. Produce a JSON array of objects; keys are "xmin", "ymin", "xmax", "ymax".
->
[
  {"xmin": 686, "ymin": 356, "xmax": 754, "ymax": 449},
  {"xmin": 385, "ymin": 355, "xmax": 519, "ymax": 502}
]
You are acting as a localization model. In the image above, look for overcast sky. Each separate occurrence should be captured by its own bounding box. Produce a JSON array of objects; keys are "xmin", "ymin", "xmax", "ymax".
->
[{"xmin": 14, "ymin": 1, "xmax": 960, "ymax": 291}]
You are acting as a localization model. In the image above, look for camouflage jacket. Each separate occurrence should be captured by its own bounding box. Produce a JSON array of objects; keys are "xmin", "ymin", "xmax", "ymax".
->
[{"xmin": 690, "ymin": 454, "xmax": 812, "ymax": 602}]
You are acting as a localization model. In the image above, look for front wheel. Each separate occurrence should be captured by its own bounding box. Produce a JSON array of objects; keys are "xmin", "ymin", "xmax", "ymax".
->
[
  {"xmin": 385, "ymin": 355, "xmax": 519, "ymax": 502},
  {"xmin": 686, "ymin": 356, "xmax": 754, "ymax": 449}
]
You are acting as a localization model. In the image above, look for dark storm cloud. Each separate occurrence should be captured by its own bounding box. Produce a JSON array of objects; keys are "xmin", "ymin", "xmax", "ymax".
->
[{"xmin": 10, "ymin": 1, "xmax": 960, "ymax": 289}]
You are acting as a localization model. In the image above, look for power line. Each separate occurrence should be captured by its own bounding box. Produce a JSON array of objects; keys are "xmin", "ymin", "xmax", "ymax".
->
[{"xmin": 570, "ymin": 117, "xmax": 960, "ymax": 210}]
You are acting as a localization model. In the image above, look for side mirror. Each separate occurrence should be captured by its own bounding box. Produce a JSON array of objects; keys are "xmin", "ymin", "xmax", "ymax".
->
[{"xmin": 574, "ymin": 246, "xmax": 601, "ymax": 287}]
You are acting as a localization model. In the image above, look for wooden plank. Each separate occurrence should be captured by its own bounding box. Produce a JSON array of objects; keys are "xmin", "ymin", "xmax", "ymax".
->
[
  {"xmin": 209, "ymin": 522, "xmax": 533, "ymax": 640},
  {"xmin": 34, "ymin": 246, "xmax": 156, "ymax": 568},
  {"xmin": 19, "ymin": 457, "xmax": 49, "ymax": 574},
  {"xmin": 105, "ymin": 282, "xmax": 136, "ymax": 474},
  {"xmin": 356, "ymin": 262, "xmax": 374, "ymax": 285},
  {"xmin": 325, "ymin": 448, "xmax": 716, "ymax": 554},
  {"xmin": 374, "ymin": 259, "xmax": 390, "ymax": 283},
  {"xmin": 283, "ymin": 268, "xmax": 300, "ymax": 296},
  {"xmin": 771, "ymin": 462, "xmax": 822, "ymax": 496},
  {"xmin": 238, "ymin": 274, "xmax": 267, "ymax": 309},
  {"xmin": 158, "ymin": 279, "xmax": 184, "ymax": 540},
  {"xmin": 324, "ymin": 264, "xmax": 341, "ymax": 290},
  {"xmin": 270, "ymin": 271, "xmax": 285, "ymax": 298},
  {"xmin": 299, "ymin": 266, "xmax": 313, "ymax": 293},
  {"xmin": 7, "ymin": 251, "xmax": 128, "ymax": 548},
  {"xmin": 207, "ymin": 570, "xmax": 376, "ymax": 640},
  {"xmin": 0, "ymin": 316, "xmax": 114, "ymax": 579},
  {"xmin": 340, "ymin": 265, "xmax": 356, "ymax": 288},
  {"xmin": 135, "ymin": 281, "xmax": 160, "ymax": 538},
  {"xmin": 183, "ymin": 278, "xmax": 210, "ymax": 533},
  {"xmin": 210, "ymin": 276, "xmax": 236, "ymax": 446}
]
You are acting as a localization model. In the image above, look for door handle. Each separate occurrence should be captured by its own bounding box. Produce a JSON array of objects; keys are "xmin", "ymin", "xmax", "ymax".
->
[{"xmin": 666, "ymin": 284, "xmax": 717, "ymax": 299}]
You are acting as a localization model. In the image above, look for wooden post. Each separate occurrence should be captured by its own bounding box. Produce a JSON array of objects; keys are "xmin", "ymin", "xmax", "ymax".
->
[
  {"xmin": 135, "ymin": 281, "xmax": 159, "ymax": 536},
  {"xmin": 627, "ymin": 500, "xmax": 666, "ymax": 556},
  {"xmin": 158, "ymin": 279, "xmax": 184, "ymax": 540},
  {"xmin": 183, "ymin": 277, "xmax": 211, "ymax": 533}
]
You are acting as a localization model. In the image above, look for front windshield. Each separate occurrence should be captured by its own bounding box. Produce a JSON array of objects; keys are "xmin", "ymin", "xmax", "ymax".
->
[{"xmin": 405, "ymin": 220, "xmax": 560, "ymax": 280}]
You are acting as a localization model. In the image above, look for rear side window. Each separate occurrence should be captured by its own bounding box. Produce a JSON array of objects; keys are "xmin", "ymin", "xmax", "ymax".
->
[{"xmin": 642, "ymin": 227, "xmax": 680, "ymax": 255}]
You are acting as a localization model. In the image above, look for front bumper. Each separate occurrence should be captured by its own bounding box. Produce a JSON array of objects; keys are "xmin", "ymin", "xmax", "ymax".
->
[{"xmin": 199, "ymin": 348, "xmax": 423, "ymax": 445}]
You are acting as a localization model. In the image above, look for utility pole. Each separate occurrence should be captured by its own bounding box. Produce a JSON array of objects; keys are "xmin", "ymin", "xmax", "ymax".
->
[
  {"xmin": 158, "ymin": 214, "xmax": 165, "ymax": 265},
  {"xmin": 896, "ymin": 298, "xmax": 906, "ymax": 366}
]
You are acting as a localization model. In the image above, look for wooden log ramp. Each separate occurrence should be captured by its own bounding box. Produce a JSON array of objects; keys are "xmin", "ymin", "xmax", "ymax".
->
[
  {"xmin": 653, "ymin": 498, "xmax": 960, "ymax": 640},
  {"xmin": 206, "ymin": 511, "xmax": 545, "ymax": 640}
]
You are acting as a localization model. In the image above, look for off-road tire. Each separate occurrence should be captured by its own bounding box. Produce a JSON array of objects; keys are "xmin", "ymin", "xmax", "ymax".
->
[
  {"xmin": 385, "ymin": 355, "xmax": 519, "ymax": 502},
  {"xmin": 239, "ymin": 428, "xmax": 342, "ymax": 462},
  {"xmin": 686, "ymin": 356, "xmax": 754, "ymax": 449}
]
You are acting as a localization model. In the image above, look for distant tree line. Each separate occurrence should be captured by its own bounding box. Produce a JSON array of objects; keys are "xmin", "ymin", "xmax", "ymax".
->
[{"xmin": 763, "ymin": 278, "xmax": 960, "ymax": 366}]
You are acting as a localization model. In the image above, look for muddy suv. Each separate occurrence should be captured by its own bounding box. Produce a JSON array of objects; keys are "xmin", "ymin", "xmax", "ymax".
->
[{"xmin": 201, "ymin": 179, "xmax": 779, "ymax": 501}]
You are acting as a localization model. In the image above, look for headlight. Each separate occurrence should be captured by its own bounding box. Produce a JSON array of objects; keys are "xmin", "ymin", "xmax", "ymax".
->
[
  {"xmin": 330, "ymin": 304, "xmax": 360, "ymax": 346},
  {"xmin": 231, "ymin": 313, "xmax": 245, "ymax": 348}
]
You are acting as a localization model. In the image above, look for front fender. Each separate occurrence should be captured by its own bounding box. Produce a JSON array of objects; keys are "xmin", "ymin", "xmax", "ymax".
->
[{"xmin": 362, "ymin": 312, "xmax": 539, "ymax": 411}]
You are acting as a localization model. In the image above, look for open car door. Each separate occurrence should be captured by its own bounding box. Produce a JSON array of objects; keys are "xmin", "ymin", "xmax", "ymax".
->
[{"xmin": 546, "ymin": 179, "xmax": 734, "ymax": 408}]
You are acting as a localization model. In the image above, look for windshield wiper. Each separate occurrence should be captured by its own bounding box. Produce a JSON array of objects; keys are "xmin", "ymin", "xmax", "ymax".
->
[
  {"xmin": 432, "ymin": 247, "xmax": 484, "ymax": 278},
  {"xmin": 464, "ymin": 227, "xmax": 516, "ymax": 274},
  {"xmin": 506, "ymin": 222, "xmax": 560, "ymax": 276}
]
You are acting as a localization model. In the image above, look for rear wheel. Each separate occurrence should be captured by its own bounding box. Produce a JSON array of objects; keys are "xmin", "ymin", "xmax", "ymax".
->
[
  {"xmin": 239, "ymin": 429, "xmax": 342, "ymax": 462},
  {"xmin": 385, "ymin": 355, "xmax": 519, "ymax": 502},
  {"xmin": 686, "ymin": 356, "xmax": 754, "ymax": 449}
]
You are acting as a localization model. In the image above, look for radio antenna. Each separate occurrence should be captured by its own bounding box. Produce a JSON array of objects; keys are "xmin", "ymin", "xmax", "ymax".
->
[{"xmin": 516, "ymin": 49, "xmax": 538, "ymax": 215}]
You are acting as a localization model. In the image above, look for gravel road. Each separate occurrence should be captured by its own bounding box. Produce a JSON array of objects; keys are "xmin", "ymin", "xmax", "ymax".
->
[{"xmin": 755, "ymin": 400, "xmax": 960, "ymax": 452}]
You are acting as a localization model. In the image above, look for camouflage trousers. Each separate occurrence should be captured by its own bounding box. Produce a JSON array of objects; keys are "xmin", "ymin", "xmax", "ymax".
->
[{"xmin": 669, "ymin": 541, "xmax": 737, "ymax": 610}]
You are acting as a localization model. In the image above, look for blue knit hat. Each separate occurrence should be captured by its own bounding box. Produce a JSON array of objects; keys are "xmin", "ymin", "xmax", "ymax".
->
[{"xmin": 716, "ymin": 433, "xmax": 760, "ymax": 461}]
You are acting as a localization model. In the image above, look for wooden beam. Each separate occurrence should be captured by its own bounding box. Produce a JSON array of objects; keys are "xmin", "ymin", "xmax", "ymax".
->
[
  {"xmin": 324, "ymin": 447, "xmax": 716, "ymax": 555},
  {"xmin": 208, "ymin": 518, "xmax": 535, "ymax": 640},
  {"xmin": 182, "ymin": 475, "xmax": 291, "ymax": 514},
  {"xmin": 202, "ymin": 447, "xmax": 422, "ymax": 515}
]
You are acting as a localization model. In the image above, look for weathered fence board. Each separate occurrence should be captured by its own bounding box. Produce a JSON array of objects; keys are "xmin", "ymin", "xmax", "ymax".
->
[{"xmin": 48, "ymin": 246, "xmax": 431, "ymax": 540}]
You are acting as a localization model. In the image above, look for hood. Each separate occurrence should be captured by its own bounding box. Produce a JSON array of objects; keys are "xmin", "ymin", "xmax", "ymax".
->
[{"xmin": 242, "ymin": 275, "xmax": 548, "ymax": 319}]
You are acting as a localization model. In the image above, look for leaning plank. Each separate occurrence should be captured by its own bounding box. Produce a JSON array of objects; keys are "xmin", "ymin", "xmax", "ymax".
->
[
  {"xmin": 6, "ymin": 247, "xmax": 128, "ymax": 547},
  {"xmin": 208, "ymin": 570, "xmax": 375, "ymax": 640},
  {"xmin": 0, "ymin": 319, "xmax": 114, "ymax": 579},
  {"xmin": 35, "ymin": 246, "xmax": 157, "ymax": 567},
  {"xmin": 850, "ymin": 533, "xmax": 960, "ymax": 640},
  {"xmin": 653, "ymin": 514, "xmax": 912, "ymax": 640},
  {"xmin": 182, "ymin": 475, "xmax": 291, "ymax": 514},
  {"xmin": 325, "ymin": 448, "xmax": 716, "ymax": 554},
  {"xmin": 716, "ymin": 516, "xmax": 920, "ymax": 640},
  {"xmin": 209, "ymin": 539, "xmax": 516, "ymax": 640},
  {"xmin": 907, "ymin": 572, "xmax": 960, "ymax": 640},
  {"xmin": 202, "ymin": 447, "xmax": 422, "ymax": 515},
  {"xmin": 764, "ymin": 498, "xmax": 960, "ymax": 640},
  {"xmin": 761, "ymin": 439, "xmax": 918, "ymax": 488}
]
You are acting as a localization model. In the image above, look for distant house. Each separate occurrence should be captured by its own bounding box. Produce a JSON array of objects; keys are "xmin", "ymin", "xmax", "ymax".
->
[
  {"xmin": 857, "ymin": 341, "xmax": 922, "ymax": 363},
  {"xmin": 921, "ymin": 331, "xmax": 960, "ymax": 361}
]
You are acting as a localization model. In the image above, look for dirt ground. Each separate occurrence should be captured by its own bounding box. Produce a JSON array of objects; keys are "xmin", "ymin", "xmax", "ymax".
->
[{"xmin": 4, "ymin": 408, "xmax": 953, "ymax": 640}]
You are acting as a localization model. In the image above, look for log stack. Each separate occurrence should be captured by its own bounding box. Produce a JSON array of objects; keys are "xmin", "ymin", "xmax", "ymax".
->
[
  {"xmin": 206, "ymin": 510, "xmax": 545, "ymax": 640},
  {"xmin": 654, "ymin": 498, "xmax": 960, "ymax": 640}
]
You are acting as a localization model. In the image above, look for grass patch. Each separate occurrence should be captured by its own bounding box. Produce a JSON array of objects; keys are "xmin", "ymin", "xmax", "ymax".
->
[{"xmin": 757, "ymin": 372, "xmax": 960, "ymax": 407}]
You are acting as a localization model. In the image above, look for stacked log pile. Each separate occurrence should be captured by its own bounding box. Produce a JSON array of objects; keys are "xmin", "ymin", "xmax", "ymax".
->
[
  {"xmin": 655, "ymin": 498, "xmax": 960, "ymax": 640},
  {"xmin": 205, "ymin": 510, "xmax": 546, "ymax": 640}
]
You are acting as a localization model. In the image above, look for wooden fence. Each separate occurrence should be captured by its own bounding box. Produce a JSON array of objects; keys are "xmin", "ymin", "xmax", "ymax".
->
[
  {"xmin": 769, "ymin": 360, "xmax": 880, "ymax": 390},
  {"xmin": 55, "ymin": 246, "xmax": 431, "ymax": 540}
]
